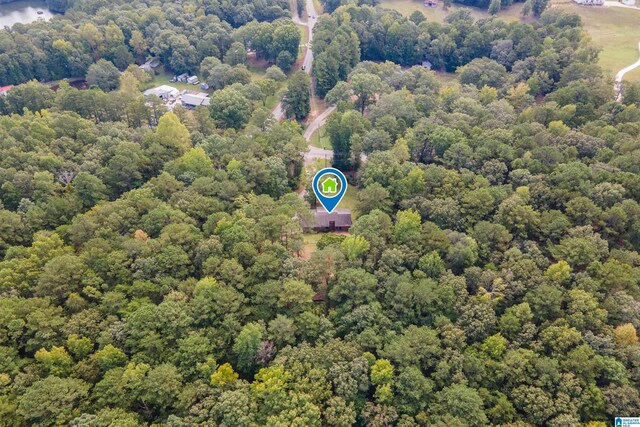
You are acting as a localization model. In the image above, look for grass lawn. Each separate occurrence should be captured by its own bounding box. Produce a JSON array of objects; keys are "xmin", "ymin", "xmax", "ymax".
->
[
  {"xmin": 302, "ymin": 232, "xmax": 322, "ymax": 248},
  {"xmin": 312, "ymin": 0, "xmax": 324, "ymax": 14},
  {"xmin": 379, "ymin": 0, "xmax": 525, "ymax": 23},
  {"xmin": 433, "ymin": 70, "xmax": 458, "ymax": 86},
  {"xmin": 144, "ymin": 69, "xmax": 207, "ymax": 92},
  {"xmin": 340, "ymin": 184, "xmax": 359, "ymax": 218},
  {"xmin": 309, "ymin": 127, "xmax": 332, "ymax": 149},
  {"xmin": 626, "ymin": 66, "xmax": 640, "ymax": 82},
  {"xmin": 292, "ymin": 23, "xmax": 310, "ymax": 69},
  {"xmin": 247, "ymin": 64, "xmax": 267, "ymax": 82},
  {"xmin": 264, "ymin": 93, "xmax": 283, "ymax": 110},
  {"xmin": 299, "ymin": 23, "xmax": 309, "ymax": 57},
  {"xmin": 551, "ymin": 1, "xmax": 640, "ymax": 82}
]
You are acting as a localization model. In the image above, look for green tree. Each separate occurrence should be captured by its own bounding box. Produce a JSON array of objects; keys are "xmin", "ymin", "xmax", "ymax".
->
[
  {"xmin": 233, "ymin": 322, "xmax": 264, "ymax": 373},
  {"xmin": 17, "ymin": 376, "xmax": 90, "ymax": 427},
  {"xmin": 531, "ymin": 0, "xmax": 550, "ymax": 16},
  {"xmin": 283, "ymin": 72, "xmax": 311, "ymax": 120},
  {"xmin": 210, "ymin": 87, "xmax": 251, "ymax": 129},
  {"xmin": 350, "ymin": 73, "xmax": 386, "ymax": 115},
  {"xmin": 488, "ymin": 0, "xmax": 501, "ymax": 15},
  {"xmin": 86, "ymin": 59, "xmax": 120, "ymax": 91},
  {"xmin": 429, "ymin": 384, "xmax": 488, "ymax": 426},
  {"xmin": 224, "ymin": 42, "xmax": 248, "ymax": 65}
]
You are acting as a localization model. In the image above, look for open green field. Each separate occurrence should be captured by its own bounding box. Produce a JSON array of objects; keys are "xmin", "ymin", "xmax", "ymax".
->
[
  {"xmin": 301, "ymin": 232, "xmax": 323, "ymax": 257},
  {"xmin": 144, "ymin": 69, "xmax": 208, "ymax": 92},
  {"xmin": 626, "ymin": 66, "xmax": 640, "ymax": 82},
  {"xmin": 379, "ymin": 0, "xmax": 525, "ymax": 22},
  {"xmin": 381, "ymin": 0, "xmax": 640, "ymax": 83},
  {"xmin": 551, "ymin": 1, "xmax": 640, "ymax": 82}
]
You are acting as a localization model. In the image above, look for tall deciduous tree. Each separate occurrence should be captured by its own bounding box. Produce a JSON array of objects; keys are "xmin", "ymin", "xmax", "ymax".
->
[{"xmin": 283, "ymin": 71, "xmax": 311, "ymax": 120}]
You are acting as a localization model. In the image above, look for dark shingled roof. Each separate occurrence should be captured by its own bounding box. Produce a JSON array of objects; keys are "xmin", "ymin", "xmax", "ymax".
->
[{"xmin": 313, "ymin": 207, "xmax": 352, "ymax": 228}]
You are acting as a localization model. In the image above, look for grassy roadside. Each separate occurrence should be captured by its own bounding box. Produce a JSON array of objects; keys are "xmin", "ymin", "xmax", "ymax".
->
[
  {"xmin": 551, "ymin": 1, "xmax": 640, "ymax": 82},
  {"xmin": 309, "ymin": 127, "xmax": 332, "ymax": 149},
  {"xmin": 298, "ymin": 23, "xmax": 309, "ymax": 62},
  {"xmin": 312, "ymin": 0, "xmax": 324, "ymax": 14},
  {"xmin": 379, "ymin": 0, "xmax": 525, "ymax": 22}
]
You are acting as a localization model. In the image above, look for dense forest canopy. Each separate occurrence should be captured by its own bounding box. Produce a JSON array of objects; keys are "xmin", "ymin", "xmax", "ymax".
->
[
  {"xmin": 0, "ymin": 0, "xmax": 292, "ymax": 85},
  {"xmin": 0, "ymin": 0, "xmax": 640, "ymax": 425}
]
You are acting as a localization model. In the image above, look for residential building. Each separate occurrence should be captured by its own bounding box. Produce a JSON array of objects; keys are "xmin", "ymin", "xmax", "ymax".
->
[
  {"xmin": 143, "ymin": 85, "xmax": 180, "ymax": 100},
  {"xmin": 305, "ymin": 207, "xmax": 352, "ymax": 232},
  {"xmin": 181, "ymin": 93, "xmax": 211, "ymax": 109}
]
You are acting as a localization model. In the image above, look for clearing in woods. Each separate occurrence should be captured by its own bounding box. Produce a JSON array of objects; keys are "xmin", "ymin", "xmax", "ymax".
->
[{"xmin": 381, "ymin": 0, "xmax": 640, "ymax": 82}]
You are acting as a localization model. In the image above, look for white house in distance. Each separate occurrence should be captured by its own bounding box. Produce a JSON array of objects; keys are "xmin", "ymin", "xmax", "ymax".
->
[
  {"xmin": 143, "ymin": 85, "xmax": 180, "ymax": 101},
  {"xmin": 572, "ymin": 0, "xmax": 604, "ymax": 5}
]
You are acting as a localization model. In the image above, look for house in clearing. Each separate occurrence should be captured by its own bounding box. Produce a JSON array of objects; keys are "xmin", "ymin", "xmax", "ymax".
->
[
  {"xmin": 143, "ymin": 85, "xmax": 180, "ymax": 101},
  {"xmin": 180, "ymin": 92, "xmax": 211, "ymax": 109},
  {"xmin": 304, "ymin": 207, "xmax": 352, "ymax": 232}
]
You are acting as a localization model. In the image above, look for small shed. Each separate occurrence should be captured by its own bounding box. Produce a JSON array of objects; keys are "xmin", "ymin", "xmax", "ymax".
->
[
  {"xmin": 306, "ymin": 207, "xmax": 352, "ymax": 232},
  {"xmin": 176, "ymin": 73, "xmax": 189, "ymax": 83},
  {"xmin": 621, "ymin": 0, "xmax": 636, "ymax": 5},
  {"xmin": 421, "ymin": 60, "xmax": 433, "ymax": 70},
  {"xmin": 187, "ymin": 75, "xmax": 200, "ymax": 85},
  {"xmin": 424, "ymin": 0, "xmax": 438, "ymax": 7}
]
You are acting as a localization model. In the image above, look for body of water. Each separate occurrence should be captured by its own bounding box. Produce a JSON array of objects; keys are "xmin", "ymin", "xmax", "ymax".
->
[{"xmin": 0, "ymin": 0, "xmax": 54, "ymax": 28}]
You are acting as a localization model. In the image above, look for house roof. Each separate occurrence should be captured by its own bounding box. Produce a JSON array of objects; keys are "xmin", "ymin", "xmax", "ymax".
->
[
  {"xmin": 181, "ymin": 93, "xmax": 209, "ymax": 106},
  {"xmin": 313, "ymin": 207, "xmax": 352, "ymax": 228},
  {"xmin": 143, "ymin": 85, "xmax": 180, "ymax": 98},
  {"xmin": 0, "ymin": 85, "xmax": 13, "ymax": 93}
]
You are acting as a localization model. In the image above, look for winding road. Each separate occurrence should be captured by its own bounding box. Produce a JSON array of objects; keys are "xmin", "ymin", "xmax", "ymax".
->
[
  {"xmin": 605, "ymin": 1, "xmax": 640, "ymax": 102},
  {"xmin": 272, "ymin": 0, "xmax": 319, "ymax": 121},
  {"xmin": 303, "ymin": 105, "xmax": 336, "ymax": 165},
  {"xmin": 271, "ymin": 0, "xmax": 336, "ymax": 165},
  {"xmin": 614, "ymin": 41, "xmax": 640, "ymax": 102}
]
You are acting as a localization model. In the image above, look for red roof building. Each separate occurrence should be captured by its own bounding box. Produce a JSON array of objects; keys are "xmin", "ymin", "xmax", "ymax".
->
[{"xmin": 0, "ymin": 85, "xmax": 13, "ymax": 96}]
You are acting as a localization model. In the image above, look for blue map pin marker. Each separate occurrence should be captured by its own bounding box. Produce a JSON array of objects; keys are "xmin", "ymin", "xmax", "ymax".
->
[{"xmin": 312, "ymin": 168, "xmax": 348, "ymax": 213}]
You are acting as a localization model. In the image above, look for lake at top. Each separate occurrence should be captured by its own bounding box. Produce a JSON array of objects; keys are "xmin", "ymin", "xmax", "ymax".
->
[{"xmin": 0, "ymin": 0, "xmax": 55, "ymax": 28}]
